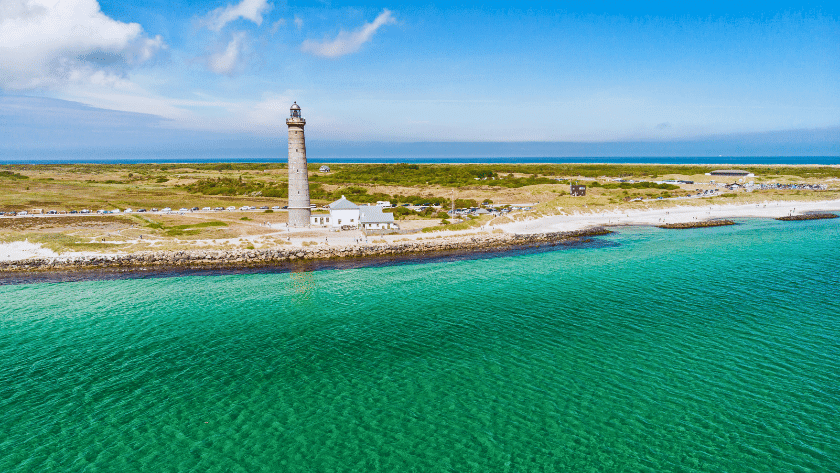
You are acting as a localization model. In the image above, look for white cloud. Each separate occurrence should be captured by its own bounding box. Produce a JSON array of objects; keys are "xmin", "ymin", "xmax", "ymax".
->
[
  {"xmin": 207, "ymin": 32, "xmax": 247, "ymax": 75},
  {"xmin": 242, "ymin": 93, "xmax": 295, "ymax": 129},
  {"xmin": 269, "ymin": 18, "xmax": 285, "ymax": 34},
  {"xmin": 301, "ymin": 9, "xmax": 395, "ymax": 58},
  {"xmin": 0, "ymin": 0, "xmax": 165, "ymax": 90},
  {"xmin": 203, "ymin": 0, "xmax": 272, "ymax": 32},
  {"xmin": 293, "ymin": 15, "xmax": 302, "ymax": 30}
]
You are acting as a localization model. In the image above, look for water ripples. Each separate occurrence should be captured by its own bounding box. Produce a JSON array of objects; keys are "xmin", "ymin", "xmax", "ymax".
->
[{"xmin": 1, "ymin": 219, "xmax": 839, "ymax": 471}]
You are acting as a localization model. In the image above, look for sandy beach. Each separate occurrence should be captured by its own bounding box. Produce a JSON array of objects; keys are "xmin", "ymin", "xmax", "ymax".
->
[
  {"xmin": 499, "ymin": 198, "xmax": 840, "ymax": 234},
  {"xmin": 2, "ymin": 198, "xmax": 839, "ymax": 266}
]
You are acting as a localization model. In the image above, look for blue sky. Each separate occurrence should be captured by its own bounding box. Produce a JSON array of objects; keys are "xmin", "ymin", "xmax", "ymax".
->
[{"xmin": 0, "ymin": 0, "xmax": 838, "ymax": 157}]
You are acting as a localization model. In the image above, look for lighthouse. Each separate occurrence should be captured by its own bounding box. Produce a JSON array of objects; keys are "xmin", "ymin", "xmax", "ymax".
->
[{"xmin": 286, "ymin": 102, "xmax": 310, "ymax": 226}]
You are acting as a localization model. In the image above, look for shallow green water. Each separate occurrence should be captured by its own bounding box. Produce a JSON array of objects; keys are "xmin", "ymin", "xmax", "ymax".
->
[{"xmin": 2, "ymin": 219, "xmax": 839, "ymax": 472}]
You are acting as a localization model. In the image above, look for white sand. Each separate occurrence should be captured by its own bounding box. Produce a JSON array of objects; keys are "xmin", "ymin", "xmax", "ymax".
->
[
  {"xmin": 0, "ymin": 240, "xmax": 62, "ymax": 261},
  {"xmin": 499, "ymin": 198, "xmax": 840, "ymax": 234}
]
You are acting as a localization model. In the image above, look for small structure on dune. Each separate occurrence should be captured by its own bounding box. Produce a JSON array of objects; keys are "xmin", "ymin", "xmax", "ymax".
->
[
  {"xmin": 310, "ymin": 195, "xmax": 398, "ymax": 230},
  {"xmin": 571, "ymin": 184, "xmax": 586, "ymax": 196},
  {"xmin": 318, "ymin": 165, "xmax": 331, "ymax": 173},
  {"xmin": 706, "ymin": 170, "xmax": 754, "ymax": 177}
]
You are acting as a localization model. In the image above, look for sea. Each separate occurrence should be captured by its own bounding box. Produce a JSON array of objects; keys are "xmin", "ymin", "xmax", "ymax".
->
[
  {"xmin": 1, "ymin": 155, "xmax": 838, "ymax": 165},
  {"xmin": 1, "ymin": 218, "xmax": 838, "ymax": 472}
]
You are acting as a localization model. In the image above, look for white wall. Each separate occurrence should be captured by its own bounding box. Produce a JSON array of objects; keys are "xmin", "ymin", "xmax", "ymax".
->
[{"xmin": 330, "ymin": 208, "xmax": 359, "ymax": 227}]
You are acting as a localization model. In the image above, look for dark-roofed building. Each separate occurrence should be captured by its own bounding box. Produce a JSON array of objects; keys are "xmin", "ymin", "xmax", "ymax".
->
[
  {"xmin": 571, "ymin": 184, "xmax": 586, "ymax": 196},
  {"xmin": 707, "ymin": 170, "xmax": 754, "ymax": 177}
]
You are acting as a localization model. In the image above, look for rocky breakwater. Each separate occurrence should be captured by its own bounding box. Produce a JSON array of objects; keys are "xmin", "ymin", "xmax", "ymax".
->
[
  {"xmin": 776, "ymin": 213, "xmax": 838, "ymax": 221},
  {"xmin": 0, "ymin": 228, "xmax": 611, "ymax": 273},
  {"xmin": 658, "ymin": 219, "xmax": 736, "ymax": 229}
]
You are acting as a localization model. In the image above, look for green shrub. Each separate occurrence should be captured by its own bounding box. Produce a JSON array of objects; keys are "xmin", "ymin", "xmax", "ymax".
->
[{"xmin": 0, "ymin": 171, "xmax": 28, "ymax": 179}]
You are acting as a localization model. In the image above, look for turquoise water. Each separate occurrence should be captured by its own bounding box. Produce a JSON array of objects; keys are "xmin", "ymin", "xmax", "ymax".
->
[{"xmin": 2, "ymin": 219, "xmax": 839, "ymax": 472}]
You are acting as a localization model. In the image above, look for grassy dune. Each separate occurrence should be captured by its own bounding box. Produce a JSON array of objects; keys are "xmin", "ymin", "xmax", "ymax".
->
[{"xmin": 1, "ymin": 163, "xmax": 838, "ymax": 253}]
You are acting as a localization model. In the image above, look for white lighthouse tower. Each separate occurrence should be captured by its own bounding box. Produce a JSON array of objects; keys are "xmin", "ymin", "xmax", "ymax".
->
[{"xmin": 286, "ymin": 102, "xmax": 310, "ymax": 226}]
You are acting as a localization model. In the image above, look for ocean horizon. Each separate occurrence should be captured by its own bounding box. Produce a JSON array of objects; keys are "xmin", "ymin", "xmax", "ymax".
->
[{"xmin": 1, "ymin": 155, "xmax": 838, "ymax": 166}]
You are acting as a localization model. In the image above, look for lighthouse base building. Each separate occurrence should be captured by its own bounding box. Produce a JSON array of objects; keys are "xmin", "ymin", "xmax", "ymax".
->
[{"xmin": 310, "ymin": 196, "xmax": 398, "ymax": 231}]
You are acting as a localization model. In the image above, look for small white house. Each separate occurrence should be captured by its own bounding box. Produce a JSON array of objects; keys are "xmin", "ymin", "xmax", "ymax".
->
[
  {"xmin": 319, "ymin": 165, "xmax": 331, "ymax": 173},
  {"xmin": 358, "ymin": 205, "xmax": 397, "ymax": 230},
  {"xmin": 310, "ymin": 195, "xmax": 398, "ymax": 230}
]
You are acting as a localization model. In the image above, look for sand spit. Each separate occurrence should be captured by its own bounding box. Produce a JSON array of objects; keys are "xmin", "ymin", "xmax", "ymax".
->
[{"xmin": 3, "ymin": 198, "xmax": 839, "ymax": 273}]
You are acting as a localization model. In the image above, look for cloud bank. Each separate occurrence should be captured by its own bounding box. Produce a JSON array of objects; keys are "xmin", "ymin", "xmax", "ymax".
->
[
  {"xmin": 203, "ymin": 0, "xmax": 272, "ymax": 32},
  {"xmin": 301, "ymin": 9, "xmax": 395, "ymax": 58},
  {"xmin": 0, "ymin": 0, "xmax": 165, "ymax": 90}
]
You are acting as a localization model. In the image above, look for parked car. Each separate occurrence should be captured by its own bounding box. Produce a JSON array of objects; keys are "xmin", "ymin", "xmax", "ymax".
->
[
  {"xmin": 259, "ymin": 206, "xmax": 269, "ymax": 210},
  {"xmin": 227, "ymin": 206, "xmax": 236, "ymax": 211},
  {"xmin": 162, "ymin": 207, "xmax": 171, "ymax": 212},
  {"xmin": 202, "ymin": 207, "xmax": 211, "ymax": 211},
  {"xmin": 137, "ymin": 208, "xmax": 147, "ymax": 212},
  {"xmin": 282, "ymin": 206, "xmax": 288, "ymax": 209},
  {"xmin": 151, "ymin": 208, "xmax": 158, "ymax": 212},
  {"xmin": 239, "ymin": 206, "xmax": 250, "ymax": 211},
  {"xmin": 178, "ymin": 208, "xmax": 189, "ymax": 213},
  {"xmin": 192, "ymin": 207, "xmax": 199, "ymax": 211},
  {"xmin": 124, "ymin": 208, "xmax": 132, "ymax": 213},
  {"xmin": 271, "ymin": 206, "xmax": 280, "ymax": 210},
  {"xmin": 214, "ymin": 207, "xmax": 223, "ymax": 211},
  {"xmin": 81, "ymin": 209, "xmax": 90, "ymax": 214},
  {"xmin": 47, "ymin": 210, "xmax": 58, "ymax": 214}
]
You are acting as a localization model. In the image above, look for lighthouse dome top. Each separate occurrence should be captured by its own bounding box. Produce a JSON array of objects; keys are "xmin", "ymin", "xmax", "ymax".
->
[{"xmin": 288, "ymin": 102, "xmax": 303, "ymax": 121}]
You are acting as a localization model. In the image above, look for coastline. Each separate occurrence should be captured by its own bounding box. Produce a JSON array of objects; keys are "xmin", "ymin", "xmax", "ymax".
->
[
  {"xmin": 0, "ymin": 228, "xmax": 611, "ymax": 278},
  {"xmin": 3, "ymin": 197, "xmax": 840, "ymax": 280}
]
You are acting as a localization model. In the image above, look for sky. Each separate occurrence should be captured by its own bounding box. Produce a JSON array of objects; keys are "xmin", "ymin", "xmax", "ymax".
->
[{"xmin": 0, "ymin": 0, "xmax": 838, "ymax": 158}]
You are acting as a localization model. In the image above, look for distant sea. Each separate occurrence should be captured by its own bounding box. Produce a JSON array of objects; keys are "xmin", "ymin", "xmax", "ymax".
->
[
  {"xmin": 2, "ymin": 218, "xmax": 839, "ymax": 471},
  {"xmin": 1, "ymin": 154, "xmax": 838, "ymax": 165}
]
